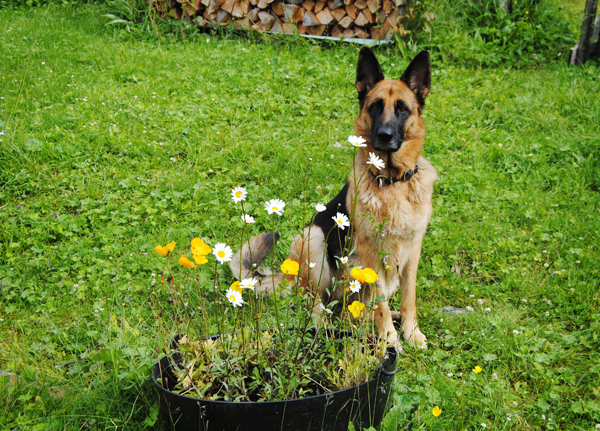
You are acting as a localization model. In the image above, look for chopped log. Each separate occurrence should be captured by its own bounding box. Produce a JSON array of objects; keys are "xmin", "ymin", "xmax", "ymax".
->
[
  {"xmin": 168, "ymin": 8, "xmax": 182, "ymax": 19},
  {"xmin": 362, "ymin": 7, "xmax": 373, "ymax": 23},
  {"xmin": 282, "ymin": 23, "xmax": 295, "ymax": 33},
  {"xmin": 221, "ymin": 0, "xmax": 235, "ymax": 13},
  {"xmin": 354, "ymin": 27, "xmax": 368, "ymax": 38},
  {"xmin": 331, "ymin": 7, "xmax": 346, "ymax": 21},
  {"xmin": 271, "ymin": 1, "xmax": 284, "ymax": 15},
  {"xmin": 342, "ymin": 28, "xmax": 354, "ymax": 37},
  {"xmin": 338, "ymin": 15, "xmax": 353, "ymax": 28},
  {"xmin": 240, "ymin": 0, "xmax": 250, "ymax": 14},
  {"xmin": 296, "ymin": 23, "xmax": 308, "ymax": 34},
  {"xmin": 231, "ymin": 1, "xmax": 244, "ymax": 17},
  {"xmin": 302, "ymin": 0, "xmax": 315, "ymax": 11},
  {"xmin": 354, "ymin": 11, "xmax": 368, "ymax": 26},
  {"xmin": 316, "ymin": 7, "xmax": 334, "ymax": 25},
  {"xmin": 267, "ymin": 0, "xmax": 276, "ymax": 4},
  {"xmin": 294, "ymin": 7, "xmax": 306, "ymax": 24},
  {"xmin": 238, "ymin": 16, "xmax": 251, "ymax": 28},
  {"xmin": 330, "ymin": 23, "xmax": 342, "ymax": 37},
  {"xmin": 367, "ymin": 0, "xmax": 377, "ymax": 14},
  {"xmin": 354, "ymin": 0, "xmax": 367, "ymax": 9},
  {"xmin": 307, "ymin": 24, "xmax": 326, "ymax": 35},
  {"xmin": 386, "ymin": 15, "xmax": 397, "ymax": 32},
  {"xmin": 286, "ymin": 0, "xmax": 302, "ymax": 4},
  {"xmin": 201, "ymin": 0, "xmax": 210, "ymax": 7},
  {"xmin": 330, "ymin": 0, "xmax": 343, "ymax": 8},
  {"xmin": 183, "ymin": 3, "xmax": 195, "ymax": 14},
  {"xmin": 283, "ymin": 4, "xmax": 300, "ymax": 21},
  {"xmin": 383, "ymin": 0, "xmax": 393, "ymax": 13},
  {"xmin": 258, "ymin": 10, "xmax": 275, "ymax": 29},
  {"xmin": 194, "ymin": 0, "xmax": 203, "ymax": 11},
  {"xmin": 248, "ymin": 7, "xmax": 260, "ymax": 21},
  {"xmin": 327, "ymin": 0, "xmax": 334, "ymax": 9},
  {"xmin": 217, "ymin": 9, "xmax": 232, "ymax": 22},
  {"xmin": 345, "ymin": 3, "xmax": 357, "ymax": 19},
  {"xmin": 370, "ymin": 26, "xmax": 379, "ymax": 39},
  {"xmin": 315, "ymin": 0, "xmax": 326, "ymax": 12},
  {"xmin": 302, "ymin": 10, "xmax": 320, "ymax": 26},
  {"xmin": 248, "ymin": 0, "xmax": 257, "ymax": 4},
  {"xmin": 207, "ymin": 0, "xmax": 225, "ymax": 14},
  {"xmin": 343, "ymin": 0, "xmax": 352, "ymax": 5},
  {"xmin": 271, "ymin": 17, "xmax": 283, "ymax": 32},
  {"xmin": 257, "ymin": 0, "xmax": 268, "ymax": 8}
]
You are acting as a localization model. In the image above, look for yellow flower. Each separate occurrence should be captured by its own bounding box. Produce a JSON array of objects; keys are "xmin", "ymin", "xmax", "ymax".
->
[
  {"xmin": 154, "ymin": 241, "xmax": 177, "ymax": 256},
  {"xmin": 193, "ymin": 254, "xmax": 208, "ymax": 265},
  {"xmin": 230, "ymin": 281, "xmax": 243, "ymax": 294},
  {"xmin": 432, "ymin": 406, "xmax": 442, "ymax": 417},
  {"xmin": 281, "ymin": 259, "xmax": 299, "ymax": 275},
  {"xmin": 179, "ymin": 254, "xmax": 195, "ymax": 268},
  {"xmin": 350, "ymin": 267, "xmax": 378, "ymax": 283},
  {"xmin": 362, "ymin": 267, "xmax": 378, "ymax": 283},
  {"xmin": 473, "ymin": 365, "xmax": 483, "ymax": 374},
  {"xmin": 348, "ymin": 300, "xmax": 365, "ymax": 318},
  {"xmin": 191, "ymin": 238, "xmax": 212, "ymax": 256}
]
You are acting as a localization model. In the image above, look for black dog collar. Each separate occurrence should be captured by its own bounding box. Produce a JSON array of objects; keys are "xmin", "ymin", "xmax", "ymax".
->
[{"xmin": 370, "ymin": 165, "xmax": 419, "ymax": 189}]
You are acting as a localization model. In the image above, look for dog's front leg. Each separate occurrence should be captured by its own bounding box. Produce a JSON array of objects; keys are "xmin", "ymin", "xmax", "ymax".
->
[
  {"xmin": 399, "ymin": 244, "xmax": 427, "ymax": 349},
  {"xmin": 372, "ymin": 287, "xmax": 403, "ymax": 353}
]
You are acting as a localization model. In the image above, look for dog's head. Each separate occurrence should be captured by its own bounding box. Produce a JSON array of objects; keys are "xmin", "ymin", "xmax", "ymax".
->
[{"xmin": 354, "ymin": 48, "xmax": 431, "ymax": 176}]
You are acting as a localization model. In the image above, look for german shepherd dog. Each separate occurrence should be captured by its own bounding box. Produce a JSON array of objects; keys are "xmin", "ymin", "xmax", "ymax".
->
[{"xmin": 230, "ymin": 47, "xmax": 436, "ymax": 352}]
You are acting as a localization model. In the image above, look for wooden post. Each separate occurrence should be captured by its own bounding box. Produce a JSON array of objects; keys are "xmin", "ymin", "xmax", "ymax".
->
[
  {"xmin": 591, "ymin": 15, "xmax": 600, "ymax": 58},
  {"xmin": 574, "ymin": 0, "xmax": 599, "ymax": 65},
  {"xmin": 498, "ymin": 0, "xmax": 512, "ymax": 14}
]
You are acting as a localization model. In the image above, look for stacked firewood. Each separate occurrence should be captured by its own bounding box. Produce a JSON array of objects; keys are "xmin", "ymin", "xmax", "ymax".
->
[{"xmin": 159, "ymin": 0, "xmax": 404, "ymax": 39}]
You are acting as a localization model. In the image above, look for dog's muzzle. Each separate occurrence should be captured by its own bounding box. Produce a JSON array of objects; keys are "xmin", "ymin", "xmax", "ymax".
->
[{"xmin": 372, "ymin": 125, "xmax": 403, "ymax": 152}]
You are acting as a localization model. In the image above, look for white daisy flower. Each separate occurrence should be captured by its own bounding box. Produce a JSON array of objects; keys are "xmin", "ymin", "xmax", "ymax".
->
[
  {"xmin": 240, "ymin": 278, "xmax": 258, "ymax": 290},
  {"xmin": 241, "ymin": 214, "xmax": 255, "ymax": 223},
  {"xmin": 213, "ymin": 243, "xmax": 233, "ymax": 264},
  {"xmin": 367, "ymin": 152, "xmax": 385, "ymax": 170},
  {"xmin": 466, "ymin": 306, "xmax": 474, "ymax": 311},
  {"xmin": 348, "ymin": 135, "xmax": 367, "ymax": 147},
  {"xmin": 340, "ymin": 256, "xmax": 348, "ymax": 265},
  {"xmin": 315, "ymin": 203, "xmax": 327, "ymax": 212},
  {"xmin": 231, "ymin": 186, "xmax": 247, "ymax": 203},
  {"xmin": 265, "ymin": 199, "xmax": 285, "ymax": 216},
  {"xmin": 349, "ymin": 280, "xmax": 361, "ymax": 293},
  {"xmin": 325, "ymin": 308, "xmax": 333, "ymax": 314},
  {"xmin": 332, "ymin": 212, "xmax": 350, "ymax": 230},
  {"xmin": 225, "ymin": 288, "xmax": 243, "ymax": 307},
  {"xmin": 309, "ymin": 262, "xmax": 316, "ymax": 269}
]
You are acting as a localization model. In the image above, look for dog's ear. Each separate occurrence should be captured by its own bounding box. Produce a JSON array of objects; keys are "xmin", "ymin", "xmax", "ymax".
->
[
  {"xmin": 355, "ymin": 47, "xmax": 384, "ymax": 109},
  {"xmin": 400, "ymin": 50, "xmax": 431, "ymax": 108}
]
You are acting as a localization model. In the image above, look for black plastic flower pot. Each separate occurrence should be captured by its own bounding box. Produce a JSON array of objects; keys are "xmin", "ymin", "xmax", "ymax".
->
[{"xmin": 152, "ymin": 332, "xmax": 398, "ymax": 431}]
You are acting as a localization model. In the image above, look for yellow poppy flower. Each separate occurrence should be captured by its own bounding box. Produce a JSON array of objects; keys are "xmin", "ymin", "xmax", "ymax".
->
[
  {"xmin": 179, "ymin": 255, "xmax": 195, "ymax": 268},
  {"xmin": 473, "ymin": 365, "xmax": 482, "ymax": 374},
  {"xmin": 193, "ymin": 254, "xmax": 208, "ymax": 265},
  {"xmin": 281, "ymin": 259, "xmax": 299, "ymax": 276},
  {"xmin": 362, "ymin": 267, "xmax": 378, "ymax": 283},
  {"xmin": 432, "ymin": 406, "xmax": 442, "ymax": 417},
  {"xmin": 350, "ymin": 267, "xmax": 366, "ymax": 282},
  {"xmin": 230, "ymin": 281, "xmax": 243, "ymax": 294},
  {"xmin": 348, "ymin": 300, "xmax": 365, "ymax": 318},
  {"xmin": 191, "ymin": 238, "xmax": 212, "ymax": 256},
  {"xmin": 154, "ymin": 241, "xmax": 177, "ymax": 256}
]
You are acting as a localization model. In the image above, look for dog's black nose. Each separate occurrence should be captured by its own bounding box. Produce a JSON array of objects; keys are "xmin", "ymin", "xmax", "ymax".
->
[{"xmin": 377, "ymin": 127, "xmax": 394, "ymax": 143}]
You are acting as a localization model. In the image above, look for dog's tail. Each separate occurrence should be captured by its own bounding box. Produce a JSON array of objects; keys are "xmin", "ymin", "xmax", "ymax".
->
[{"xmin": 229, "ymin": 232, "xmax": 285, "ymax": 294}]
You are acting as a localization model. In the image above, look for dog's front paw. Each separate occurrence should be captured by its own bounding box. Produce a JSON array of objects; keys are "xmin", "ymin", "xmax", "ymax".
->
[
  {"xmin": 403, "ymin": 326, "xmax": 428, "ymax": 349},
  {"xmin": 382, "ymin": 330, "xmax": 403, "ymax": 354}
]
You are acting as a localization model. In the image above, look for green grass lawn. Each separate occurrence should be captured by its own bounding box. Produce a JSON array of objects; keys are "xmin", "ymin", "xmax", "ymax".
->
[{"xmin": 1, "ymin": 4, "xmax": 599, "ymax": 430}]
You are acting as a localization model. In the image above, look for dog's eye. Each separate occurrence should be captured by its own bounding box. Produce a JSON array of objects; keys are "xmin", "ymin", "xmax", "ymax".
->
[
  {"xmin": 398, "ymin": 106, "xmax": 409, "ymax": 113},
  {"xmin": 370, "ymin": 100, "xmax": 383, "ymax": 111}
]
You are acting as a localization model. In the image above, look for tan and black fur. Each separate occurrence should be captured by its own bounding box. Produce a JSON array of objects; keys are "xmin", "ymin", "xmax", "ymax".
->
[{"xmin": 230, "ymin": 48, "xmax": 436, "ymax": 351}]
